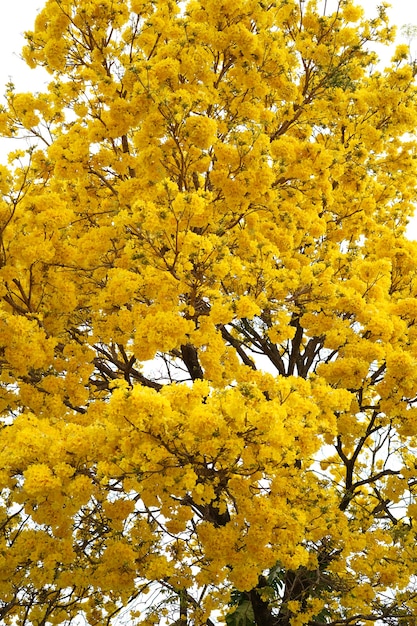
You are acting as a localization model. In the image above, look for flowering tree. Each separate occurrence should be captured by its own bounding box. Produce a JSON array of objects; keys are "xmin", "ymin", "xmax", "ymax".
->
[{"xmin": 1, "ymin": 0, "xmax": 417, "ymax": 624}]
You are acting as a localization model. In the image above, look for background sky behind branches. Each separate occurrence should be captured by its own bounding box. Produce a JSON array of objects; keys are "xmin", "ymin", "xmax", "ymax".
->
[{"xmin": 0, "ymin": 0, "xmax": 417, "ymax": 234}]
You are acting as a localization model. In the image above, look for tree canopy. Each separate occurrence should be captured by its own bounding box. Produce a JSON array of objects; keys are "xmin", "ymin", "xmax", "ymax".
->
[{"xmin": 1, "ymin": 0, "xmax": 417, "ymax": 624}]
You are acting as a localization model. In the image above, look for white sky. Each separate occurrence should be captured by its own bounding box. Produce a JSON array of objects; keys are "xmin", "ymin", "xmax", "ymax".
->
[{"xmin": 0, "ymin": 0, "xmax": 417, "ymax": 235}]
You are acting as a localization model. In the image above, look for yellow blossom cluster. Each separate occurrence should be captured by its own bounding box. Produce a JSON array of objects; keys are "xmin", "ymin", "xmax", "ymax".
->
[{"xmin": 1, "ymin": 0, "xmax": 417, "ymax": 625}]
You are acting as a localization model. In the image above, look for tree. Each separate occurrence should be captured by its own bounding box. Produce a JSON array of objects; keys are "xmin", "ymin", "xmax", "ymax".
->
[{"xmin": 1, "ymin": 0, "xmax": 417, "ymax": 624}]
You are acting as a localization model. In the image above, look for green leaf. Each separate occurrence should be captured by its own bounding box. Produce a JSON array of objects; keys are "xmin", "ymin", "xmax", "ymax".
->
[{"xmin": 226, "ymin": 592, "xmax": 255, "ymax": 626}]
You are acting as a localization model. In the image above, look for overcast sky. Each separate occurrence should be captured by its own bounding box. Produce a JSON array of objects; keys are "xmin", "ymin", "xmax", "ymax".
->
[{"xmin": 1, "ymin": 0, "xmax": 417, "ymax": 235}]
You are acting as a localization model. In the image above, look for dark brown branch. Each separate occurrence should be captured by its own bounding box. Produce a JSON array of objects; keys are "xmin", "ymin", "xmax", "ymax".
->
[
  {"xmin": 249, "ymin": 577, "xmax": 280, "ymax": 626},
  {"xmin": 219, "ymin": 325, "xmax": 256, "ymax": 370},
  {"xmin": 180, "ymin": 343, "xmax": 204, "ymax": 380}
]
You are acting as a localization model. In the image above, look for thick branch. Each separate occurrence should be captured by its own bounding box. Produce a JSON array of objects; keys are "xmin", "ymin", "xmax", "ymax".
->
[{"xmin": 180, "ymin": 343, "xmax": 204, "ymax": 380}]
